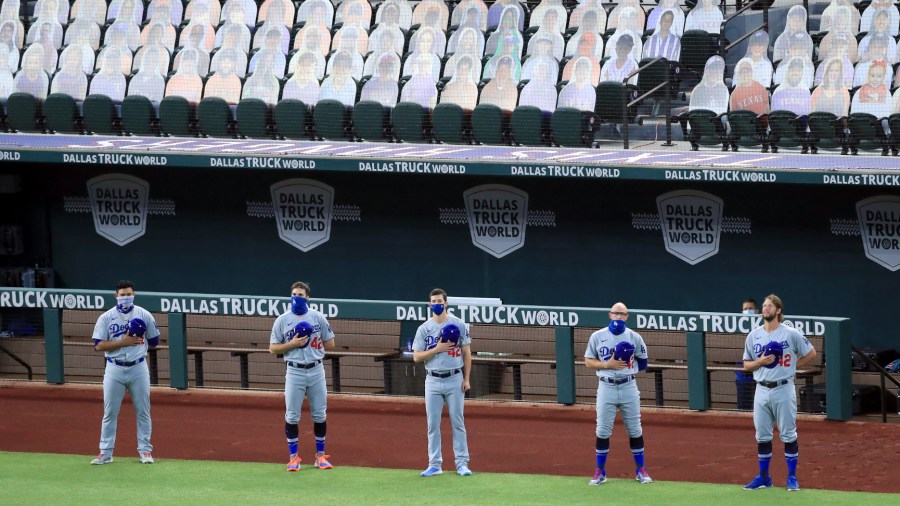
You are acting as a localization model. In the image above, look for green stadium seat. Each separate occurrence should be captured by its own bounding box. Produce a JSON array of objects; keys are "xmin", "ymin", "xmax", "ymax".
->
[
  {"xmin": 198, "ymin": 97, "xmax": 235, "ymax": 138},
  {"xmin": 159, "ymin": 95, "xmax": 195, "ymax": 137},
  {"xmin": 551, "ymin": 107, "xmax": 594, "ymax": 147},
  {"xmin": 471, "ymin": 103, "xmax": 507, "ymax": 145},
  {"xmin": 83, "ymin": 94, "xmax": 119, "ymax": 135},
  {"xmin": 510, "ymin": 105, "xmax": 547, "ymax": 146},
  {"xmin": 392, "ymin": 102, "xmax": 429, "ymax": 143},
  {"xmin": 432, "ymin": 102, "xmax": 467, "ymax": 144},
  {"xmin": 352, "ymin": 100, "xmax": 390, "ymax": 142},
  {"xmin": 806, "ymin": 112, "xmax": 845, "ymax": 154},
  {"xmin": 236, "ymin": 98, "xmax": 272, "ymax": 139},
  {"xmin": 846, "ymin": 112, "xmax": 889, "ymax": 156},
  {"xmin": 313, "ymin": 99, "xmax": 351, "ymax": 141},
  {"xmin": 766, "ymin": 110, "xmax": 803, "ymax": 153},
  {"xmin": 888, "ymin": 114, "xmax": 900, "ymax": 156},
  {"xmin": 681, "ymin": 109, "xmax": 726, "ymax": 151},
  {"xmin": 44, "ymin": 93, "xmax": 82, "ymax": 134},
  {"xmin": 725, "ymin": 110, "xmax": 766, "ymax": 152},
  {"xmin": 595, "ymin": 81, "xmax": 634, "ymax": 126},
  {"xmin": 122, "ymin": 95, "xmax": 157, "ymax": 136},
  {"xmin": 274, "ymin": 99, "xmax": 310, "ymax": 140},
  {"xmin": 680, "ymin": 30, "xmax": 719, "ymax": 78},
  {"xmin": 6, "ymin": 92, "xmax": 43, "ymax": 133}
]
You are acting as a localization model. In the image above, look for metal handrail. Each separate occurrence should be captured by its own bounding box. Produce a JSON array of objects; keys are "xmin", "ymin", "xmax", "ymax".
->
[
  {"xmin": 621, "ymin": 58, "xmax": 672, "ymax": 149},
  {"xmin": 0, "ymin": 342, "xmax": 33, "ymax": 380},
  {"xmin": 851, "ymin": 345, "xmax": 900, "ymax": 423},
  {"xmin": 721, "ymin": 0, "xmax": 770, "ymax": 53}
]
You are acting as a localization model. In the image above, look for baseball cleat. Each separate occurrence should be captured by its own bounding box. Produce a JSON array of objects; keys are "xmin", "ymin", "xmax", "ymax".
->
[
  {"xmin": 743, "ymin": 474, "xmax": 773, "ymax": 490},
  {"xmin": 786, "ymin": 474, "xmax": 800, "ymax": 491},
  {"xmin": 314, "ymin": 454, "xmax": 333, "ymax": 470},
  {"xmin": 286, "ymin": 455, "xmax": 302, "ymax": 472},
  {"xmin": 420, "ymin": 467, "xmax": 443, "ymax": 477},
  {"xmin": 90, "ymin": 453, "xmax": 113, "ymax": 465},
  {"xmin": 139, "ymin": 452, "xmax": 154, "ymax": 464},
  {"xmin": 589, "ymin": 468, "xmax": 607, "ymax": 486},
  {"xmin": 457, "ymin": 465, "xmax": 472, "ymax": 476},
  {"xmin": 636, "ymin": 467, "xmax": 653, "ymax": 483}
]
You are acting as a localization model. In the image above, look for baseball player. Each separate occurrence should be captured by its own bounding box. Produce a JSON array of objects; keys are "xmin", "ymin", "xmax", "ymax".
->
[
  {"xmin": 742, "ymin": 294, "xmax": 816, "ymax": 492},
  {"xmin": 91, "ymin": 280, "xmax": 160, "ymax": 465},
  {"xmin": 584, "ymin": 302, "xmax": 652, "ymax": 485},
  {"xmin": 269, "ymin": 281, "xmax": 336, "ymax": 472},
  {"xmin": 412, "ymin": 288, "xmax": 472, "ymax": 477}
]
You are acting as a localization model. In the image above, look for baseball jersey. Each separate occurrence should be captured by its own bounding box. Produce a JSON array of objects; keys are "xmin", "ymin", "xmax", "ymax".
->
[
  {"xmin": 743, "ymin": 323, "xmax": 814, "ymax": 383},
  {"xmin": 270, "ymin": 309, "xmax": 334, "ymax": 363},
  {"xmin": 412, "ymin": 315, "xmax": 472, "ymax": 372},
  {"xmin": 91, "ymin": 305, "xmax": 160, "ymax": 363},
  {"xmin": 585, "ymin": 327, "xmax": 648, "ymax": 380}
]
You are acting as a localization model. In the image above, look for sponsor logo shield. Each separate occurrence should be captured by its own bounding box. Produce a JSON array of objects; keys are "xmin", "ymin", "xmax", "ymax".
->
[
  {"xmin": 271, "ymin": 178, "xmax": 333, "ymax": 252},
  {"xmin": 464, "ymin": 184, "xmax": 528, "ymax": 258},
  {"xmin": 656, "ymin": 190, "xmax": 723, "ymax": 265},
  {"xmin": 856, "ymin": 195, "xmax": 900, "ymax": 271},
  {"xmin": 87, "ymin": 174, "xmax": 149, "ymax": 246}
]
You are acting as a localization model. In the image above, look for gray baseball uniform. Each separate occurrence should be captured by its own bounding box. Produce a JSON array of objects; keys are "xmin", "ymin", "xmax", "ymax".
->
[
  {"xmin": 270, "ymin": 309, "xmax": 334, "ymax": 424},
  {"xmin": 585, "ymin": 327, "xmax": 649, "ymax": 438},
  {"xmin": 743, "ymin": 324, "xmax": 814, "ymax": 443},
  {"xmin": 92, "ymin": 306, "xmax": 160, "ymax": 457},
  {"xmin": 412, "ymin": 316, "xmax": 472, "ymax": 469}
]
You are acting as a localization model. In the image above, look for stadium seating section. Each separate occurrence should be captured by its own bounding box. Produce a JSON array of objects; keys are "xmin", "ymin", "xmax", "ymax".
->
[{"xmin": 0, "ymin": 0, "xmax": 899, "ymax": 153}]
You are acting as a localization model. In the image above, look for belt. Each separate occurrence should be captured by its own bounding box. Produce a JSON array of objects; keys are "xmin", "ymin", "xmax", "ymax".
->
[
  {"xmin": 287, "ymin": 360, "xmax": 322, "ymax": 369},
  {"xmin": 758, "ymin": 379, "xmax": 789, "ymax": 388},
  {"xmin": 600, "ymin": 375, "xmax": 635, "ymax": 385},
  {"xmin": 427, "ymin": 369, "xmax": 461, "ymax": 378},
  {"xmin": 107, "ymin": 357, "xmax": 145, "ymax": 367}
]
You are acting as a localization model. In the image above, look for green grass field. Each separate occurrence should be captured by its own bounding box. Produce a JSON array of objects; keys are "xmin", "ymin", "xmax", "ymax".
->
[{"xmin": 0, "ymin": 451, "xmax": 893, "ymax": 505}]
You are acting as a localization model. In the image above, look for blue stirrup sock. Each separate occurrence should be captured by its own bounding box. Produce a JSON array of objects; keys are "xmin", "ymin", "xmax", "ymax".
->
[
  {"xmin": 785, "ymin": 440, "xmax": 799, "ymax": 476},
  {"xmin": 595, "ymin": 437, "xmax": 609, "ymax": 470},
  {"xmin": 630, "ymin": 436, "xmax": 645, "ymax": 470},
  {"xmin": 758, "ymin": 441, "xmax": 773, "ymax": 477},
  {"xmin": 285, "ymin": 422, "xmax": 299, "ymax": 457},
  {"xmin": 314, "ymin": 421, "xmax": 327, "ymax": 454}
]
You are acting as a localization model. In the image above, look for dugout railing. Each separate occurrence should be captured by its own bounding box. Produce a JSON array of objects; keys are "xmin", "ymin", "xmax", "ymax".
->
[{"xmin": 0, "ymin": 287, "xmax": 853, "ymax": 420}]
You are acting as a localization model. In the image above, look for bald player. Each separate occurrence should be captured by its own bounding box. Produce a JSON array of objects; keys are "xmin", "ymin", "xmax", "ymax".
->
[
  {"xmin": 91, "ymin": 280, "xmax": 160, "ymax": 465},
  {"xmin": 269, "ymin": 281, "xmax": 336, "ymax": 472},
  {"xmin": 742, "ymin": 294, "xmax": 816, "ymax": 492},
  {"xmin": 413, "ymin": 288, "xmax": 473, "ymax": 477},
  {"xmin": 584, "ymin": 302, "xmax": 652, "ymax": 485}
]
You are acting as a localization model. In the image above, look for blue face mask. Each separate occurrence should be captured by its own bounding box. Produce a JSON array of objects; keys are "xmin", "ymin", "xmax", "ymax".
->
[
  {"xmin": 742, "ymin": 309, "xmax": 756, "ymax": 315},
  {"xmin": 609, "ymin": 319, "xmax": 626, "ymax": 336},
  {"xmin": 116, "ymin": 296, "xmax": 134, "ymax": 314},
  {"xmin": 431, "ymin": 303, "xmax": 445, "ymax": 316},
  {"xmin": 291, "ymin": 296, "xmax": 309, "ymax": 315}
]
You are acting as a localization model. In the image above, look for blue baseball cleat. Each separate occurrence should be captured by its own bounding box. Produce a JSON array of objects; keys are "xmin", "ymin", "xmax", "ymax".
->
[
  {"xmin": 743, "ymin": 474, "xmax": 773, "ymax": 490},
  {"xmin": 420, "ymin": 467, "xmax": 442, "ymax": 477},
  {"xmin": 786, "ymin": 474, "xmax": 800, "ymax": 491},
  {"xmin": 589, "ymin": 469, "xmax": 607, "ymax": 486},
  {"xmin": 457, "ymin": 465, "xmax": 472, "ymax": 476}
]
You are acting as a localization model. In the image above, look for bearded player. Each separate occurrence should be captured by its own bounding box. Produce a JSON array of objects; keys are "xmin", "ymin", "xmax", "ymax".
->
[
  {"xmin": 269, "ymin": 281, "xmax": 336, "ymax": 472},
  {"xmin": 742, "ymin": 294, "xmax": 816, "ymax": 492},
  {"xmin": 584, "ymin": 302, "xmax": 652, "ymax": 485}
]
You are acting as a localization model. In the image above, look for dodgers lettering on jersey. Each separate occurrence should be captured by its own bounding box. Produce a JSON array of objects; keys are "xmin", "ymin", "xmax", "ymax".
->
[
  {"xmin": 270, "ymin": 309, "xmax": 334, "ymax": 363},
  {"xmin": 585, "ymin": 327, "xmax": 648, "ymax": 379},
  {"xmin": 412, "ymin": 316, "xmax": 471, "ymax": 372},
  {"xmin": 92, "ymin": 306, "xmax": 160, "ymax": 363},
  {"xmin": 743, "ymin": 324, "xmax": 814, "ymax": 383}
]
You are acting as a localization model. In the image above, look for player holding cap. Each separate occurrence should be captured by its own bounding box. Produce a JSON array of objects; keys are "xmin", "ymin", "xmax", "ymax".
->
[
  {"xmin": 269, "ymin": 281, "xmax": 336, "ymax": 472},
  {"xmin": 584, "ymin": 302, "xmax": 652, "ymax": 485},
  {"xmin": 742, "ymin": 294, "xmax": 816, "ymax": 492},
  {"xmin": 91, "ymin": 280, "xmax": 161, "ymax": 465},
  {"xmin": 413, "ymin": 288, "xmax": 473, "ymax": 477}
]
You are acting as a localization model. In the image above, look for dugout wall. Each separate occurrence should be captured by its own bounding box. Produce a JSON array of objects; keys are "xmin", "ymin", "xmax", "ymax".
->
[{"xmin": 0, "ymin": 164, "xmax": 896, "ymax": 350}]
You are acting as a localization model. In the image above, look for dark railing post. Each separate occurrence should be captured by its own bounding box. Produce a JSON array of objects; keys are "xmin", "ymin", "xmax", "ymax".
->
[
  {"xmin": 664, "ymin": 61, "xmax": 673, "ymax": 146},
  {"xmin": 622, "ymin": 83, "xmax": 629, "ymax": 149}
]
